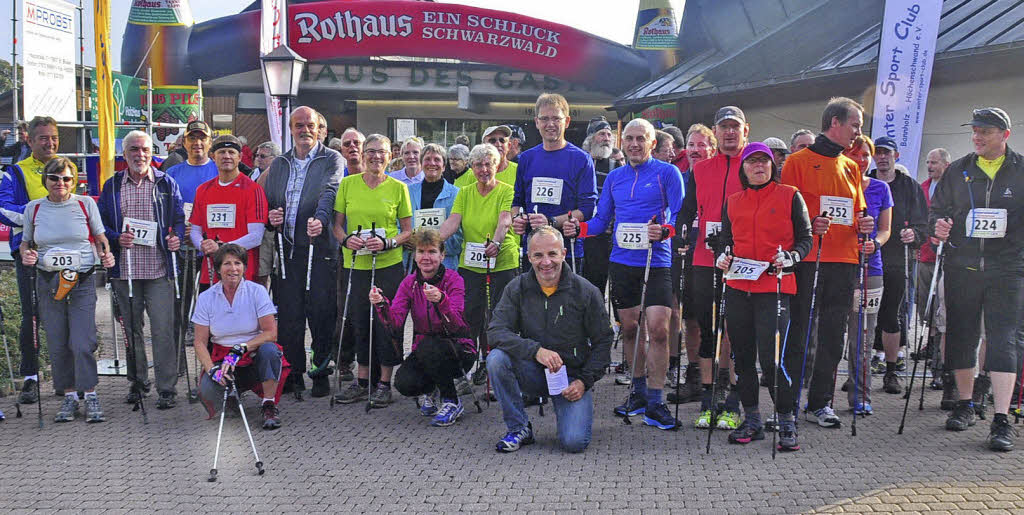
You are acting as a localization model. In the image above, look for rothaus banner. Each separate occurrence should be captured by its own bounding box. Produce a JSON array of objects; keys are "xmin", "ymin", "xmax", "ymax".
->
[
  {"xmin": 870, "ymin": 0, "xmax": 943, "ymax": 179},
  {"xmin": 22, "ymin": 0, "xmax": 77, "ymax": 120},
  {"xmin": 261, "ymin": 0, "xmax": 288, "ymax": 150}
]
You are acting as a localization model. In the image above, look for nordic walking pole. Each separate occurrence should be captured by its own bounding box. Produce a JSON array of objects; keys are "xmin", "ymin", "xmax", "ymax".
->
[
  {"xmin": 25, "ymin": 242, "xmax": 43, "ymax": 427},
  {"xmin": 276, "ymin": 231, "xmax": 286, "ymax": 279},
  {"xmin": 794, "ymin": 218, "xmax": 826, "ymax": 415},
  {"xmin": 707, "ymin": 246, "xmax": 729, "ymax": 453},
  {"xmin": 125, "ymin": 225, "xmax": 134, "ymax": 299},
  {"xmin": 433, "ymin": 303, "xmax": 483, "ymax": 413},
  {"xmin": 232, "ymin": 381, "xmax": 265, "ymax": 476},
  {"xmin": 619, "ymin": 216, "xmax": 657, "ymax": 426},
  {"xmin": 0, "ymin": 275, "xmax": 21, "ymax": 418},
  {"xmin": 772, "ymin": 246, "xmax": 784, "ymax": 459},
  {"xmin": 169, "ymin": 227, "xmax": 180, "ymax": 299},
  {"xmin": 674, "ymin": 245, "xmax": 686, "ymax": 425},
  {"xmin": 208, "ymin": 382, "xmax": 230, "ymax": 482},
  {"xmin": 567, "ymin": 211, "xmax": 577, "ymax": 274},
  {"xmin": 482, "ymin": 234, "xmax": 494, "ymax": 407},
  {"xmin": 306, "ymin": 219, "xmax": 315, "ymax": 293},
  {"xmin": 331, "ymin": 225, "xmax": 361, "ymax": 407},
  {"xmin": 853, "ymin": 226, "xmax": 868, "ymax": 437},
  {"xmin": 111, "ymin": 272, "xmax": 148, "ymax": 424},
  {"xmin": 365, "ymin": 222, "xmax": 380, "ymax": 413},
  {"xmin": 898, "ymin": 240, "xmax": 944, "ymax": 434}
]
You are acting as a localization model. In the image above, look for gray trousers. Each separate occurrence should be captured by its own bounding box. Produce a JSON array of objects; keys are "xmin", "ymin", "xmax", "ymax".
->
[
  {"xmin": 198, "ymin": 344, "xmax": 282, "ymax": 405},
  {"xmin": 111, "ymin": 277, "xmax": 178, "ymax": 394},
  {"xmin": 846, "ymin": 274, "xmax": 883, "ymax": 407},
  {"xmin": 36, "ymin": 271, "xmax": 99, "ymax": 392}
]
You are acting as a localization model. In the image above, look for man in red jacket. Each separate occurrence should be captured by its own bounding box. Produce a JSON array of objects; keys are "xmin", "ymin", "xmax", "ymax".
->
[{"xmin": 919, "ymin": 147, "xmax": 952, "ymax": 401}]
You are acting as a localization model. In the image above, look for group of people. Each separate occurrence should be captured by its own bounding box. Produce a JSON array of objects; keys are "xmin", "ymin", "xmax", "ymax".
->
[{"xmin": 0, "ymin": 93, "xmax": 1020, "ymax": 456}]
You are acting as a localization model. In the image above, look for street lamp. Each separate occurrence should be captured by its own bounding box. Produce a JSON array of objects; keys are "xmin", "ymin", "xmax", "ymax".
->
[{"xmin": 260, "ymin": 44, "xmax": 307, "ymax": 149}]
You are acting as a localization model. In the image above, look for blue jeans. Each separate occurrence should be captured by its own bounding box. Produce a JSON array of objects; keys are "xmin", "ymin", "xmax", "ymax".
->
[{"xmin": 486, "ymin": 348, "xmax": 593, "ymax": 453}]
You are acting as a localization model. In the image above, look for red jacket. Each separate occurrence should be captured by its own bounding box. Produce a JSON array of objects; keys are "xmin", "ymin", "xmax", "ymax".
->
[
  {"xmin": 919, "ymin": 177, "xmax": 937, "ymax": 263},
  {"xmin": 692, "ymin": 151, "xmax": 744, "ymax": 267},
  {"xmin": 724, "ymin": 182, "xmax": 800, "ymax": 294}
]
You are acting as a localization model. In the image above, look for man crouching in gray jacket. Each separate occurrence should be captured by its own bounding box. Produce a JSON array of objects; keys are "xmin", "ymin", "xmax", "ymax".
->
[{"xmin": 487, "ymin": 225, "xmax": 612, "ymax": 453}]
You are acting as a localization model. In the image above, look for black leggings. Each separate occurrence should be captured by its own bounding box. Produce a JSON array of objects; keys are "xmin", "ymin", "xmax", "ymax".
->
[
  {"xmin": 693, "ymin": 266, "xmax": 722, "ymax": 359},
  {"xmin": 394, "ymin": 336, "xmax": 476, "ymax": 399},
  {"xmin": 725, "ymin": 287, "xmax": 798, "ymax": 415},
  {"xmin": 877, "ymin": 266, "xmax": 906, "ymax": 334},
  {"xmin": 349, "ymin": 263, "xmax": 405, "ymax": 368}
]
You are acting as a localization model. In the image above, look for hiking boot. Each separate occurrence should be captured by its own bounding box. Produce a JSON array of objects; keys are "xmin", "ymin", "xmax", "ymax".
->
[
  {"xmin": 310, "ymin": 376, "xmax": 330, "ymax": 398},
  {"xmin": 18, "ymin": 378, "xmax": 38, "ymax": 404},
  {"xmin": 419, "ymin": 391, "xmax": 439, "ymax": 416},
  {"xmin": 806, "ymin": 406, "xmax": 841, "ymax": 428},
  {"xmin": 54, "ymin": 396, "xmax": 79, "ymax": 423},
  {"xmin": 777, "ymin": 418, "xmax": 800, "ymax": 451},
  {"xmin": 260, "ymin": 401, "xmax": 281, "ymax": 430},
  {"xmin": 368, "ymin": 383, "xmax": 392, "ymax": 408},
  {"xmin": 84, "ymin": 395, "xmax": 105, "ymax": 423},
  {"xmin": 431, "ymin": 399, "xmax": 464, "ymax": 427},
  {"xmin": 940, "ymin": 371, "xmax": 958, "ymax": 411},
  {"xmin": 728, "ymin": 419, "xmax": 765, "ymax": 444},
  {"xmin": 496, "ymin": 422, "xmax": 535, "ymax": 452},
  {"xmin": 717, "ymin": 409, "xmax": 741, "ymax": 430},
  {"xmin": 694, "ymin": 410, "xmax": 714, "ymax": 429},
  {"xmin": 614, "ymin": 390, "xmax": 647, "ymax": 417},
  {"xmin": 973, "ymin": 375, "xmax": 992, "ymax": 420},
  {"xmin": 987, "ymin": 416, "xmax": 1018, "ymax": 452},
  {"xmin": 334, "ymin": 382, "xmax": 368, "ymax": 404},
  {"xmin": 945, "ymin": 401, "xmax": 976, "ymax": 431},
  {"xmin": 870, "ymin": 356, "xmax": 885, "ymax": 375},
  {"xmin": 471, "ymin": 362, "xmax": 488, "ymax": 386},
  {"xmin": 156, "ymin": 391, "xmax": 176, "ymax": 410},
  {"xmin": 642, "ymin": 402, "xmax": 681, "ymax": 430},
  {"xmin": 454, "ymin": 377, "xmax": 473, "ymax": 397},
  {"xmin": 883, "ymin": 372, "xmax": 902, "ymax": 394},
  {"xmin": 668, "ymin": 365, "xmax": 702, "ymax": 404}
]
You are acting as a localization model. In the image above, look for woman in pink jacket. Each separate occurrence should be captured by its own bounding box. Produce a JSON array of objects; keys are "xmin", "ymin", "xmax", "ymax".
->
[{"xmin": 370, "ymin": 228, "xmax": 475, "ymax": 427}]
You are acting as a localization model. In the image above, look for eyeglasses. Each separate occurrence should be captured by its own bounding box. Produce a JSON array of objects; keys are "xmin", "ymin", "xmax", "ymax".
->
[
  {"xmin": 46, "ymin": 174, "xmax": 75, "ymax": 183},
  {"xmin": 486, "ymin": 137, "xmax": 507, "ymax": 144},
  {"xmin": 255, "ymin": 153, "xmax": 273, "ymax": 159},
  {"xmin": 363, "ymin": 149, "xmax": 388, "ymax": 156},
  {"xmin": 537, "ymin": 116, "xmax": 565, "ymax": 125}
]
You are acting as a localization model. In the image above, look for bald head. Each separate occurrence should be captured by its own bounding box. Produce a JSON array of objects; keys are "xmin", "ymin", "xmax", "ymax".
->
[{"xmin": 290, "ymin": 106, "xmax": 322, "ymax": 156}]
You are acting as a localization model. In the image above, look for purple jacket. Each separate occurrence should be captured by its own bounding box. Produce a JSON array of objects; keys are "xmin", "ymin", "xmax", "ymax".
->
[{"xmin": 375, "ymin": 267, "xmax": 475, "ymax": 354}]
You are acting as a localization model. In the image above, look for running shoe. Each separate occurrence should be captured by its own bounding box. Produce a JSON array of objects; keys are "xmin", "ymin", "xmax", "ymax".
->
[
  {"xmin": 260, "ymin": 401, "xmax": 281, "ymax": 430},
  {"xmin": 987, "ymin": 416, "xmax": 1018, "ymax": 452},
  {"xmin": 54, "ymin": 396, "xmax": 79, "ymax": 423},
  {"xmin": 613, "ymin": 390, "xmax": 647, "ymax": 417},
  {"xmin": 642, "ymin": 402, "xmax": 681, "ymax": 430},
  {"xmin": 945, "ymin": 402, "xmax": 976, "ymax": 431},
  {"xmin": 895, "ymin": 356, "xmax": 907, "ymax": 371},
  {"xmin": 777, "ymin": 418, "xmax": 800, "ymax": 451},
  {"xmin": 717, "ymin": 410, "xmax": 741, "ymax": 430},
  {"xmin": 694, "ymin": 409, "xmax": 714, "ymax": 429},
  {"xmin": 852, "ymin": 402, "xmax": 873, "ymax": 416},
  {"xmin": 84, "ymin": 395, "xmax": 105, "ymax": 423},
  {"xmin": 368, "ymin": 383, "xmax": 392, "ymax": 408},
  {"xmin": 728, "ymin": 420, "xmax": 765, "ymax": 444},
  {"xmin": 420, "ymin": 391, "xmax": 439, "ymax": 416},
  {"xmin": 805, "ymin": 406, "xmax": 841, "ymax": 428},
  {"xmin": 870, "ymin": 356, "xmax": 885, "ymax": 375},
  {"xmin": 454, "ymin": 377, "xmax": 473, "ymax": 397},
  {"xmin": 431, "ymin": 399, "xmax": 464, "ymax": 427},
  {"xmin": 334, "ymin": 382, "xmax": 368, "ymax": 404},
  {"xmin": 496, "ymin": 423, "xmax": 535, "ymax": 452}
]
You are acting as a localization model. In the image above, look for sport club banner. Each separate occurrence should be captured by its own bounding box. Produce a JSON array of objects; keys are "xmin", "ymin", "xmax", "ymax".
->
[
  {"xmin": 287, "ymin": 1, "xmax": 649, "ymax": 93},
  {"xmin": 22, "ymin": 0, "xmax": 77, "ymax": 121},
  {"xmin": 261, "ymin": 0, "xmax": 288, "ymax": 150},
  {"xmin": 870, "ymin": 0, "xmax": 942, "ymax": 179}
]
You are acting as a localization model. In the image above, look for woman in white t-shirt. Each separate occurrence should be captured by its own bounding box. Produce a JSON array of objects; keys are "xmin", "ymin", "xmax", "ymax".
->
[
  {"xmin": 193, "ymin": 243, "xmax": 287, "ymax": 430},
  {"xmin": 21, "ymin": 156, "xmax": 114, "ymax": 423}
]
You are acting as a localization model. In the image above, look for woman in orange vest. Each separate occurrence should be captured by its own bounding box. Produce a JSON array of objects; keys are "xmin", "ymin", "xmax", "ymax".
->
[{"xmin": 714, "ymin": 142, "xmax": 812, "ymax": 451}]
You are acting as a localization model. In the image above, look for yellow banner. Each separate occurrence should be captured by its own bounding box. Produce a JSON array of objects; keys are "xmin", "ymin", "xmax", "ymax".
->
[{"xmin": 94, "ymin": 0, "xmax": 115, "ymax": 190}]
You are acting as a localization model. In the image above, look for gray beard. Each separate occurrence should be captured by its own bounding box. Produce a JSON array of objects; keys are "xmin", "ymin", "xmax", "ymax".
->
[{"xmin": 591, "ymin": 143, "xmax": 613, "ymax": 160}]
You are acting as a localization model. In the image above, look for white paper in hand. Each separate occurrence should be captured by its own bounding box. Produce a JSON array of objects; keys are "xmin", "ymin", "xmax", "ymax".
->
[{"xmin": 545, "ymin": 366, "xmax": 569, "ymax": 395}]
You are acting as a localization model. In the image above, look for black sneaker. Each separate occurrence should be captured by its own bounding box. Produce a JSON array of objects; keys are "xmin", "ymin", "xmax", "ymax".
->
[
  {"xmin": 156, "ymin": 391, "xmax": 176, "ymax": 410},
  {"xmin": 18, "ymin": 379, "xmax": 38, "ymax": 404},
  {"xmin": 987, "ymin": 416, "xmax": 1018, "ymax": 452},
  {"xmin": 945, "ymin": 402, "xmax": 977, "ymax": 431},
  {"xmin": 728, "ymin": 419, "xmax": 765, "ymax": 444},
  {"xmin": 310, "ymin": 376, "xmax": 330, "ymax": 398},
  {"xmin": 260, "ymin": 401, "xmax": 281, "ymax": 430},
  {"xmin": 614, "ymin": 390, "xmax": 647, "ymax": 417},
  {"xmin": 883, "ymin": 372, "xmax": 902, "ymax": 394},
  {"xmin": 642, "ymin": 402, "xmax": 681, "ymax": 430}
]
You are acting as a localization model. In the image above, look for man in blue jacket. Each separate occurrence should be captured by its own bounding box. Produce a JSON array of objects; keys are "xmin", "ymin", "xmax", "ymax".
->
[
  {"xmin": 98, "ymin": 130, "xmax": 185, "ymax": 409},
  {"xmin": 0, "ymin": 116, "xmax": 60, "ymax": 403}
]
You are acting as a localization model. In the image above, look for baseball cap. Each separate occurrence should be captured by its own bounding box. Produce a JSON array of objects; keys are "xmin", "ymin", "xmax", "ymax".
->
[
  {"xmin": 873, "ymin": 136, "xmax": 898, "ymax": 152},
  {"xmin": 587, "ymin": 116, "xmax": 612, "ymax": 136},
  {"xmin": 186, "ymin": 120, "xmax": 211, "ymax": 136},
  {"xmin": 741, "ymin": 142, "xmax": 773, "ymax": 162},
  {"xmin": 962, "ymin": 107, "xmax": 1011, "ymax": 131},
  {"xmin": 482, "ymin": 125, "xmax": 512, "ymax": 140},
  {"xmin": 714, "ymin": 106, "xmax": 746, "ymax": 125},
  {"xmin": 211, "ymin": 134, "xmax": 242, "ymax": 153},
  {"xmin": 508, "ymin": 124, "xmax": 527, "ymax": 144},
  {"xmin": 762, "ymin": 137, "xmax": 788, "ymax": 152}
]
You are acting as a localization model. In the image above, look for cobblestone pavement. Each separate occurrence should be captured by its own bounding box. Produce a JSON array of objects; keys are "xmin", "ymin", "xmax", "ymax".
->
[{"xmin": 0, "ymin": 287, "xmax": 1021, "ymax": 513}]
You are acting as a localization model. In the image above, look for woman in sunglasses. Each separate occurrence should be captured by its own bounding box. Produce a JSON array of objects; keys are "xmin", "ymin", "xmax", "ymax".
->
[{"xmin": 20, "ymin": 157, "xmax": 115, "ymax": 423}]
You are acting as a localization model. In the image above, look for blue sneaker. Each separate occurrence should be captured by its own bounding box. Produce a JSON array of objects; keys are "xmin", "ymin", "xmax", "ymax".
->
[
  {"xmin": 614, "ymin": 390, "xmax": 647, "ymax": 417},
  {"xmin": 419, "ymin": 391, "xmax": 438, "ymax": 416},
  {"xmin": 431, "ymin": 399, "xmax": 464, "ymax": 427},
  {"xmin": 642, "ymin": 402, "xmax": 681, "ymax": 430},
  {"xmin": 496, "ymin": 423, "xmax": 535, "ymax": 452},
  {"xmin": 852, "ymin": 402, "xmax": 873, "ymax": 416}
]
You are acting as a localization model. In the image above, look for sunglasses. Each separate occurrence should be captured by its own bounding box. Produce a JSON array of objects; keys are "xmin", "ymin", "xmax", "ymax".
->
[
  {"xmin": 46, "ymin": 174, "xmax": 75, "ymax": 183},
  {"xmin": 487, "ymin": 137, "xmax": 508, "ymax": 144},
  {"xmin": 255, "ymin": 153, "xmax": 274, "ymax": 159}
]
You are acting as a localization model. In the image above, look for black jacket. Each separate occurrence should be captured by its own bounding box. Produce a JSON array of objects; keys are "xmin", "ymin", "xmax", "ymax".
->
[
  {"xmin": 262, "ymin": 143, "xmax": 345, "ymax": 259},
  {"xmin": 869, "ymin": 166, "xmax": 928, "ymax": 270},
  {"xmin": 929, "ymin": 145, "xmax": 1024, "ymax": 271},
  {"xmin": 487, "ymin": 262, "xmax": 612, "ymax": 390}
]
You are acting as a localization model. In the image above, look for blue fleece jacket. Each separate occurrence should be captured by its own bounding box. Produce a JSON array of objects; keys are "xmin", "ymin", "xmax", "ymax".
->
[{"xmin": 513, "ymin": 143, "xmax": 597, "ymax": 256}]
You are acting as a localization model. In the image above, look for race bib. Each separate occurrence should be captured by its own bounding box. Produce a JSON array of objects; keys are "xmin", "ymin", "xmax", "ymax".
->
[
  {"xmin": 414, "ymin": 208, "xmax": 445, "ymax": 229},
  {"xmin": 853, "ymin": 287, "xmax": 883, "ymax": 315},
  {"xmin": 704, "ymin": 221, "xmax": 722, "ymax": 249},
  {"xmin": 44, "ymin": 249, "xmax": 81, "ymax": 271},
  {"xmin": 207, "ymin": 204, "xmax": 237, "ymax": 229},
  {"xmin": 183, "ymin": 202, "xmax": 194, "ymax": 221},
  {"xmin": 464, "ymin": 242, "xmax": 497, "ymax": 269},
  {"xmin": 123, "ymin": 217, "xmax": 158, "ymax": 247},
  {"xmin": 531, "ymin": 177, "xmax": 564, "ymax": 205},
  {"xmin": 966, "ymin": 208, "xmax": 1007, "ymax": 239},
  {"xmin": 354, "ymin": 228, "xmax": 387, "ymax": 256},
  {"xmin": 724, "ymin": 257, "xmax": 770, "ymax": 281},
  {"xmin": 820, "ymin": 196, "xmax": 854, "ymax": 226},
  {"xmin": 616, "ymin": 223, "xmax": 649, "ymax": 250}
]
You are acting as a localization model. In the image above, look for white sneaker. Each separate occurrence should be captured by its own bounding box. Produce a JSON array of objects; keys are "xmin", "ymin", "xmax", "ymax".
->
[{"xmin": 805, "ymin": 406, "xmax": 841, "ymax": 428}]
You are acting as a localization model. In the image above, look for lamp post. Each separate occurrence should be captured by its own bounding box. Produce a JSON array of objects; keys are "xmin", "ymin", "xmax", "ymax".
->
[{"xmin": 260, "ymin": 44, "xmax": 307, "ymax": 151}]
